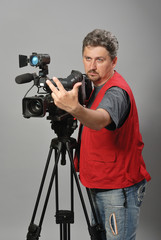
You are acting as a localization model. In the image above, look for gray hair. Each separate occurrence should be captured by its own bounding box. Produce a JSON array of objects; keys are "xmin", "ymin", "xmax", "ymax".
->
[{"xmin": 82, "ymin": 29, "xmax": 119, "ymax": 59}]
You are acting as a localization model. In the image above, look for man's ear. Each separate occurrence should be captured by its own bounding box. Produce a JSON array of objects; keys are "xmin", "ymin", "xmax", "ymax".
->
[{"xmin": 112, "ymin": 56, "xmax": 117, "ymax": 68}]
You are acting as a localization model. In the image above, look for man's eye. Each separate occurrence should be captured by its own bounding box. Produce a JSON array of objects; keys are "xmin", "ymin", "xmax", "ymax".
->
[
  {"xmin": 97, "ymin": 58, "xmax": 104, "ymax": 62},
  {"xmin": 86, "ymin": 57, "xmax": 91, "ymax": 61}
]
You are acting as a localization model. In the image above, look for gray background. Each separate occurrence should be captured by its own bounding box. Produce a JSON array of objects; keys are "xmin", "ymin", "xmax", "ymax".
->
[{"xmin": 0, "ymin": 0, "xmax": 161, "ymax": 239}]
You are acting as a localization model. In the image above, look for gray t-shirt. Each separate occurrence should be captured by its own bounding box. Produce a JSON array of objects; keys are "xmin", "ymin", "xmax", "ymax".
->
[{"xmin": 87, "ymin": 86, "xmax": 131, "ymax": 130}]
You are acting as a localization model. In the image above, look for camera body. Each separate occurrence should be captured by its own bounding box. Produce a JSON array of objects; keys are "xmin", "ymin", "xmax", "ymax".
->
[{"xmin": 16, "ymin": 53, "xmax": 92, "ymax": 121}]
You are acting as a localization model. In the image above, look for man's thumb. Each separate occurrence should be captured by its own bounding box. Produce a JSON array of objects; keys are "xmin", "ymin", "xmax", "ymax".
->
[{"xmin": 73, "ymin": 82, "xmax": 82, "ymax": 91}]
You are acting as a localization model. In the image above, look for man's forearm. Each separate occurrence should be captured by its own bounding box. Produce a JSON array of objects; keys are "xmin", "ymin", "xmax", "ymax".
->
[{"xmin": 70, "ymin": 103, "xmax": 112, "ymax": 131}]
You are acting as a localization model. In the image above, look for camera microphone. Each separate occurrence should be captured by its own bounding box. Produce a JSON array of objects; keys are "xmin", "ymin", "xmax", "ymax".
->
[{"xmin": 15, "ymin": 73, "xmax": 36, "ymax": 84}]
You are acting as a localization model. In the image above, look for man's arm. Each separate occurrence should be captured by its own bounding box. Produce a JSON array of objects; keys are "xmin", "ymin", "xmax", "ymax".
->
[
  {"xmin": 70, "ymin": 104, "xmax": 112, "ymax": 130},
  {"xmin": 46, "ymin": 78, "xmax": 112, "ymax": 131}
]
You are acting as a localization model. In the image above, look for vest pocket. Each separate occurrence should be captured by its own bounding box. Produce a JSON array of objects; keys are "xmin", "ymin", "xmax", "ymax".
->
[
  {"xmin": 84, "ymin": 151, "xmax": 117, "ymax": 183},
  {"xmin": 89, "ymin": 151, "xmax": 116, "ymax": 163}
]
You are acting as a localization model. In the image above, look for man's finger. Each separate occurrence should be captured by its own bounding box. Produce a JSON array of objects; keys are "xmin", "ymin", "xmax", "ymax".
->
[
  {"xmin": 52, "ymin": 77, "xmax": 66, "ymax": 92},
  {"xmin": 46, "ymin": 79, "xmax": 56, "ymax": 92}
]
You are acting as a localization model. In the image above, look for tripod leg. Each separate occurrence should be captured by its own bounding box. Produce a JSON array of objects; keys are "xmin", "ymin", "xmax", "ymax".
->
[
  {"xmin": 30, "ymin": 145, "xmax": 53, "ymax": 224},
  {"xmin": 66, "ymin": 141, "xmax": 91, "ymax": 228},
  {"xmin": 86, "ymin": 188, "xmax": 100, "ymax": 225},
  {"xmin": 39, "ymin": 141, "xmax": 62, "ymax": 227},
  {"xmin": 26, "ymin": 140, "xmax": 63, "ymax": 240},
  {"xmin": 66, "ymin": 141, "xmax": 106, "ymax": 240}
]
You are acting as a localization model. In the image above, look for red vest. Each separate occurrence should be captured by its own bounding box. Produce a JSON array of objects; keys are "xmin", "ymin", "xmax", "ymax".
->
[{"xmin": 79, "ymin": 71, "xmax": 151, "ymax": 189}]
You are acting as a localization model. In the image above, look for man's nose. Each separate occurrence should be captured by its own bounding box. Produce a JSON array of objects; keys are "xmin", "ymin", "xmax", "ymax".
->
[{"xmin": 90, "ymin": 60, "xmax": 97, "ymax": 70}]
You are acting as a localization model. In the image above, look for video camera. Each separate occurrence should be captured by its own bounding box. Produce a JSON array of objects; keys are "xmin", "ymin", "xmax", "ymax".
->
[{"xmin": 15, "ymin": 53, "xmax": 92, "ymax": 122}]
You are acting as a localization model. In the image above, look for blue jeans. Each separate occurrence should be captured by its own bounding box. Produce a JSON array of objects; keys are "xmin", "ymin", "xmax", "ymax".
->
[{"xmin": 90, "ymin": 179, "xmax": 147, "ymax": 240}]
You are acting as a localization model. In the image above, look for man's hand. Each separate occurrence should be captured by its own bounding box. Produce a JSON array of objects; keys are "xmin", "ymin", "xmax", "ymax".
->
[
  {"xmin": 46, "ymin": 77, "xmax": 82, "ymax": 114},
  {"xmin": 46, "ymin": 77, "xmax": 111, "ymax": 130}
]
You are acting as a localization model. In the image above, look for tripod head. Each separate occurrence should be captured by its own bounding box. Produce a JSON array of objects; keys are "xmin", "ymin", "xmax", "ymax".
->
[
  {"xmin": 49, "ymin": 115, "xmax": 78, "ymax": 166},
  {"xmin": 50, "ymin": 115, "xmax": 78, "ymax": 140}
]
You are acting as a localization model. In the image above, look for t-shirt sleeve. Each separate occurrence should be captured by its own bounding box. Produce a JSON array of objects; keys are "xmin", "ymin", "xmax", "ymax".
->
[{"xmin": 97, "ymin": 87, "xmax": 131, "ymax": 130}]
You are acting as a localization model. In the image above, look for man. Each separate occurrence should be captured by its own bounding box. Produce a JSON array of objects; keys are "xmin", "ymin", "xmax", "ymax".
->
[{"xmin": 46, "ymin": 29, "xmax": 151, "ymax": 240}]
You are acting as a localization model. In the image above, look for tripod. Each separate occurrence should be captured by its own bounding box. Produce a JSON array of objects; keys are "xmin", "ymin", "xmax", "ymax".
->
[{"xmin": 26, "ymin": 117, "xmax": 105, "ymax": 240}]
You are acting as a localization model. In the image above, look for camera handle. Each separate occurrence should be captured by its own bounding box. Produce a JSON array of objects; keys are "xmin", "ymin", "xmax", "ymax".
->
[{"xmin": 26, "ymin": 136, "xmax": 105, "ymax": 240}]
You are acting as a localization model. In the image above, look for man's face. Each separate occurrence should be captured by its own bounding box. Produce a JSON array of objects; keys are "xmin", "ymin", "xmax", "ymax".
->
[{"xmin": 83, "ymin": 46, "xmax": 117, "ymax": 86}]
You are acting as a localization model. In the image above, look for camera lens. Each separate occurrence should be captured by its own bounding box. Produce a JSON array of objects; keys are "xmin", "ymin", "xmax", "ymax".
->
[{"xmin": 28, "ymin": 99, "xmax": 43, "ymax": 116}]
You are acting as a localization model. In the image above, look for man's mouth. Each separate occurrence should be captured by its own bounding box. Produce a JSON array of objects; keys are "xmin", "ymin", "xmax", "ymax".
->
[{"xmin": 88, "ymin": 71, "xmax": 98, "ymax": 76}]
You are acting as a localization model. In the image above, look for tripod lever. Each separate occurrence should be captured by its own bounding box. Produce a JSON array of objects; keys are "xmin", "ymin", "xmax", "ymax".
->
[
  {"xmin": 27, "ymin": 223, "xmax": 41, "ymax": 240},
  {"xmin": 89, "ymin": 224, "xmax": 106, "ymax": 240},
  {"xmin": 55, "ymin": 210, "xmax": 74, "ymax": 224}
]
